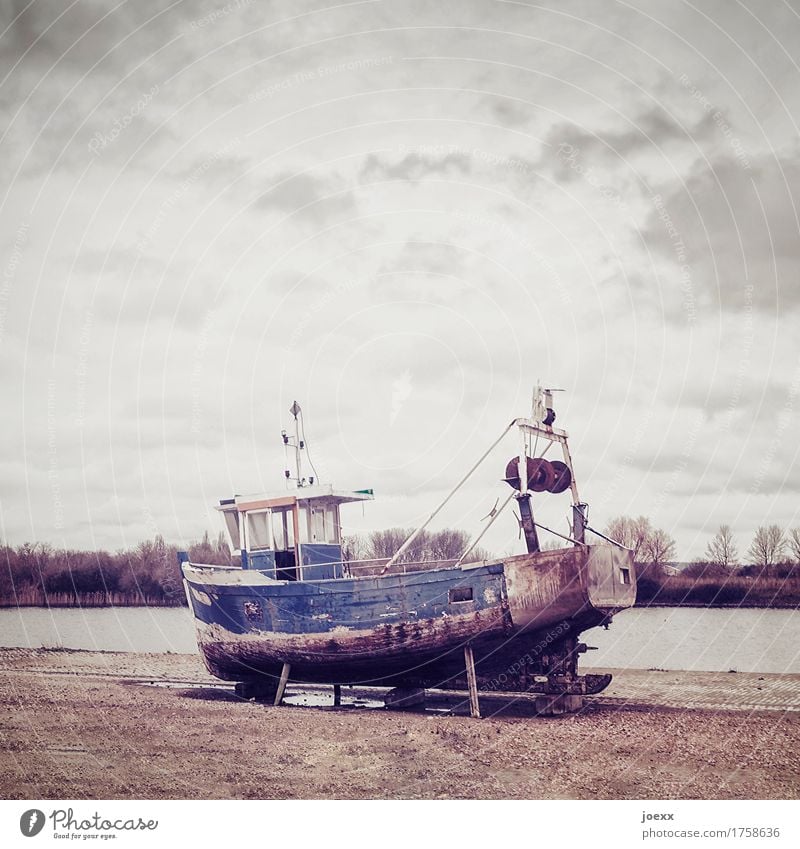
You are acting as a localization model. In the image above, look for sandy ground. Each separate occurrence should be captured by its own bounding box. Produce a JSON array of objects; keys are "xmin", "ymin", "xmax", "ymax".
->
[{"xmin": 1, "ymin": 648, "xmax": 798, "ymax": 800}]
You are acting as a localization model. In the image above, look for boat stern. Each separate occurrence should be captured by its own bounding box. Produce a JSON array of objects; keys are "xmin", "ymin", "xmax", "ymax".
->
[
  {"xmin": 584, "ymin": 544, "xmax": 636, "ymax": 614},
  {"xmin": 501, "ymin": 543, "xmax": 636, "ymax": 631}
]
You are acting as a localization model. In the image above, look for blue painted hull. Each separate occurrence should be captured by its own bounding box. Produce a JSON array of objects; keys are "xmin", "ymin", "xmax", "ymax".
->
[{"xmin": 183, "ymin": 545, "xmax": 636, "ymax": 689}]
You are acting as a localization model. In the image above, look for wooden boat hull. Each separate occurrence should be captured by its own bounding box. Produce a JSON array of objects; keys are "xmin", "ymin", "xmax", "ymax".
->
[{"xmin": 182, "ymin": 545, "xmax": 635, "ymax": 691}]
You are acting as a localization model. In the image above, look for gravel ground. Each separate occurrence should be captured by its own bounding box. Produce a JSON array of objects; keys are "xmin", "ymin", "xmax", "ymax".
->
[{"xmin": 1, "ymin": 648, "xmax": 798, "ymax": 800}]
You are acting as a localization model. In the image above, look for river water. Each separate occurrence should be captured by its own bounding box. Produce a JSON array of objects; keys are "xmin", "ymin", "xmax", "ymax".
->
[{"xmin": 0, "ymin": 606, "xmax": 798, "ymax": 674}]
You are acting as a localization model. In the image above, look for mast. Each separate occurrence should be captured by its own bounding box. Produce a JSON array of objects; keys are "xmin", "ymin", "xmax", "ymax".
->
[
  {"xmin": 282, "ymin": 401, "xmax": 313, "ymax": 488},
  {"xmin": 385, "ymin": 385, "xmax": 587, "ymax": 571}
]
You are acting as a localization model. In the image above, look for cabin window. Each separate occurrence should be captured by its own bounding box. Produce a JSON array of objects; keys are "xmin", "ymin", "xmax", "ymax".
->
[
  {"xmin": 271, "ymin": 507, "xmax": 295, "ymax": 552},
  {"xmin": 327, "ymin": 506, "xmax": 339, "ymax": 543},
  {"xmin": 272, "ymin": 510, "xmax": 286, "ymax": 550},
  {"xmin": 310, "ymin": 505, "xmax": 339, "ymax": 544},
  {"xmin": 311, "ymin": 506, "xmax": 325, "ymax": 542},
  {"xmin": 246, "ymin": 511, "xmax": 270, "ymax": 550},
  {"xmin": 297, "ymin": 506, "xmax": 310, "ymax": 543},
  {"xmin": 449, "ymin": 587, "xmax": 474, "ymax": 603},
  {"xmin": 223, "ymin": 511, "xmax": 241, "ymax": 551},
  {"xmin": 619, "ymin": 567, "xmax": 631, "ymax": 585}
]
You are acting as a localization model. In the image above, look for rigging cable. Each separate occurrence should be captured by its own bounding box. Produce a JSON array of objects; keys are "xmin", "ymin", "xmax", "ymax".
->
[{"xmin": 298, "ymin": 407, "xmax": 321, "ymax": 483}]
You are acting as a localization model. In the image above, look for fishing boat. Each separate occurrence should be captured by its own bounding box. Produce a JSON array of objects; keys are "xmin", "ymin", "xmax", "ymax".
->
[{"xmin": 179, "ymin": 388, "xmax": 636, "ymax": 716}]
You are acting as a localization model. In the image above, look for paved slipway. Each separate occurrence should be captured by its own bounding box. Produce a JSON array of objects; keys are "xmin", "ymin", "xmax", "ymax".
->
[{"xmin": 0, "ymin": 649, "xmax": 798, "ymax": 800}]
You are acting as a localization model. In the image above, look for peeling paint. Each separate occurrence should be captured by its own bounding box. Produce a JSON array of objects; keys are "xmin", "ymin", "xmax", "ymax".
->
[
  {"xmin": 183, "ymin": 546, "xmax": 635, "ymax": 690},
  {"xmin": 189, "ymin": 586, "xmax": 212, "ymax": 606}
]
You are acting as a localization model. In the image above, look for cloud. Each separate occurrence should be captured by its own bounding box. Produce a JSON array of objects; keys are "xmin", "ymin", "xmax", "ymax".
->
[
  {"xmin": 254, "ymin": 171, "xmax": 356, "ymax": 224},
  {"xmin": 540, "ymin": 106, "xmax": 717, "ymax": 182},
  {"xmin": 641, "ymin": 152, "xmax": 800, "ymax": 315},
  {"xmin": 488, "ymin": 98, "xmax": 532, "ymax": 129},
  {"xmin": 359, "ymin": 151, "xmax": 473, "ymax": 183}
]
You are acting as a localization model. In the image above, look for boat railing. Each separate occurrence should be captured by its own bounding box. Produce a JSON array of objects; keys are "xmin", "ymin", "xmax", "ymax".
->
[
  {"xmin": 340, "ymin": 556, "xmax": 468, "ymax": 576},
  {"xmin": 183, "ymin": 555, "xmax": 483, "ymax": 577},
  {"xmin": 182, "ymin": 561, "xmax": 242, "ymax": 571}
]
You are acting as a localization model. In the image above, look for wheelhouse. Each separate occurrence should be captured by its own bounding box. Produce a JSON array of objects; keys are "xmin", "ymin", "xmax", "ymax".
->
[{"xmin": 217, "ymin": 485, "xmax": 374, "ymax": 581}]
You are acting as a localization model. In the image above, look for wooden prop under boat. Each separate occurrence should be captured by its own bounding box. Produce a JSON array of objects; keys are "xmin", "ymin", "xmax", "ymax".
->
[{"xmin": 179, "ymin": 388, "xmax": 636, "ymax": 716}]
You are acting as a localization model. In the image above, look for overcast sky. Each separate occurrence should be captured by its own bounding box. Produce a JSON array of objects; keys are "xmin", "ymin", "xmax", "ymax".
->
[{"xmin": 1, "ymin": 0, "xmax": 799, "ymax": 561}]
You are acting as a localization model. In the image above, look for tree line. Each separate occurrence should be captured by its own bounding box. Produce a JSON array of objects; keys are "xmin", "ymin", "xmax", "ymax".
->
[
  {"xmin": 0, "ymin": 527, "xmax": 481, "ymax": 606},
  {"xmin": 0, "ymin": 532, "xmax": 230, "ymax": 607},
  {"xmin": 3, "ymin": 518, "xmax": 798, "ymax": 608},
  {"xmin": 601, "ymin": 517, "xmax": 800, "ymax": 607},
  {"xmin": 342, "ymin": 527, "xmax": 490, "ymax": 572}
]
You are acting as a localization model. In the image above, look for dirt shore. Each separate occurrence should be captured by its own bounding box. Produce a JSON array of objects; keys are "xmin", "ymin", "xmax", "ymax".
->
[{"xmin": 1, "ymin": 648, "xmax": 798, "ymax": 799}]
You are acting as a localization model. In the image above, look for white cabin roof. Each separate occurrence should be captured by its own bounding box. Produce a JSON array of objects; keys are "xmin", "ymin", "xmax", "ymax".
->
[{"xmin": 216, "ymin": 485, "xmax": 374, "ymax": 512}]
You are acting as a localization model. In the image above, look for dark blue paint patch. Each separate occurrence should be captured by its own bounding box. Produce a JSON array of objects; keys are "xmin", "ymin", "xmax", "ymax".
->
[
  {"xmin": 247, "ymin": 550, "xmax": 276, "ymax": 574},
  {"xmin": 300, "ymin": 543, "xmax": 342, "ymax": 580},
  {"xmin": 187, "ymin": 565, "xmax": 505, "ymax": 637}
]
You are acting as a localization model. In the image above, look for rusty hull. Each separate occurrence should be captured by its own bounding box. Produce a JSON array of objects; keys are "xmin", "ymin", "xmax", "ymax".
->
[{"xmin": 184, "ymin": 544, "xmax": 636, "ymax": 689}]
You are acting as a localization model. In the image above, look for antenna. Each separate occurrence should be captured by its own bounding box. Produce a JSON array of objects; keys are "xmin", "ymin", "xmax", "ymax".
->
[{"xmin": 282, "ymin": 401, "xmax": 306, "ymax": 487}]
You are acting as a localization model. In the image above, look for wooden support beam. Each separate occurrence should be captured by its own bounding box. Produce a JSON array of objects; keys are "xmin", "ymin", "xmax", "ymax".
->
[
  {"xmin": 464, "ymin": 644, "xmax": 481, "ymax": 719},
  {"xmin": 333, "ymin": 684, "xmax": 341, "ymax": 706},
  {"xmin": 274, "ymin": 662, "xmax": 291, "ymax": 706}
]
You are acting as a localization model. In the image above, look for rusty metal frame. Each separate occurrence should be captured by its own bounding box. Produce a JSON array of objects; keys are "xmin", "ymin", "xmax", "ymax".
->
[{"xmin": 386, "ymin": 393, "xmax": 584, "ymax": 571}]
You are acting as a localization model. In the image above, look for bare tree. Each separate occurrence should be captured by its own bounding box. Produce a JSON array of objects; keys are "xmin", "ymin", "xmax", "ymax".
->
[
  {"xmin": 427, "ymin": 528, "xmax": 470, "ymax": 561},
  {"xmin": 788, "ymin": 528, "xmax": 800, "ymax": 565},
  {"xmin": 641, "ymin": 528, "xmax": 676, "ymax": 569},
  {"xmin": 188, "ymin": 530, "xmax": 231, "ymax": 566},
  {"xmin": 705, "ymin": 524, "xmax": 738, "ymax": 568},
  {"xmin": 361, "ymin": 527, "xmax": 489, "ymax": 565},
  {"xmin": 367, "ymin": 527, "xmax": 413, "ymax": 561},
  {"xmin": 341, "ymin": 534, "xmax": 368, "ymax": 563},
  {"xmin": 604, "ymin": 516, "xmax": 653, "ymax": 560},
  {"xmin": 746, "ymin": 525, "xmax": 787, "ymax": 568}
]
